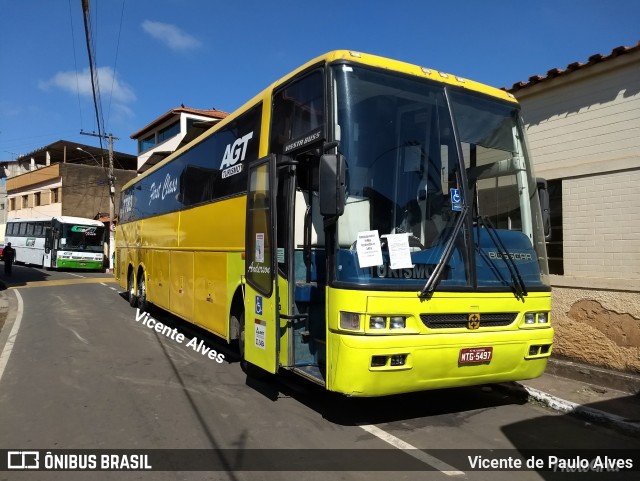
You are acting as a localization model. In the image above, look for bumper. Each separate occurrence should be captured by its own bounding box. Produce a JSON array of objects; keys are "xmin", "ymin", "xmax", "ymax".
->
[
  {"xmin": 57, "ymin": 259, "xmax": 104, "ymax": 270},
  {"xmin": 328, "ymin": 328, "xmax": 554, "ymax": 396}
]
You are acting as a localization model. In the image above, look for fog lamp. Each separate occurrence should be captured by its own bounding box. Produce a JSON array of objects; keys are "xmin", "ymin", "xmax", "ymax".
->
[
  {"xmin": 389, "ymin": 316, "xmax": 406, "ymax": 329},
  {"xmin": 390, "ymin": 355, "xmax": 406, "ymax": 366},
  {"xmin": 524, "ymin": 313, "xmax": 536, "ymax": 324},
  {"xmin": 371, "ymin": 356, "xmax": 387, "ymax": 367},
  {"xmin": 370, "ymin": 316, "xmax": 386, "ymax": 329}
]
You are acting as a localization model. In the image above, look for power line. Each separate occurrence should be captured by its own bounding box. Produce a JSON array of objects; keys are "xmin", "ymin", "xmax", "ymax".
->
[
  {"xmin": 81, "ymin": 0, "xmax": 105, "ymax": 150},
  {"xmin": 67, "ymin": 0, "xmax": 84, "ymax": 130},
  {"xmin": 106, "ymin": 0, "xmax": 126, "ymax": 130}
]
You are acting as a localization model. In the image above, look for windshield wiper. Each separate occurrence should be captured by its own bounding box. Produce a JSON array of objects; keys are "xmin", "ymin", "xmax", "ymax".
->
[
  {"xmin": 420, "ymin": 205, "xmax": 468, "ymax": 297},
  {"xmin": 477, "ymin": 215, "xmax": 527, "ymax": 299}
]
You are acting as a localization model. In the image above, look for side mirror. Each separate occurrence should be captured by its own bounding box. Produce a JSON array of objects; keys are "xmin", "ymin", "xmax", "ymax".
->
[
  {"xmin": 537, "ymin": 178, "xmax": 551, "ymax": 241},
  {"xmin": 319, "ymin": 153, "xmax": 346, "ymax": 217}
]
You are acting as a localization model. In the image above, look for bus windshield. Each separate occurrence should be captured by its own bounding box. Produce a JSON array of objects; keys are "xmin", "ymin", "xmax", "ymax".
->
[
  {"xmin": 332, "ymin": 64, "xmax": 549, "ymax": 292},
  {"xmin": 59, "ymin": 224, "xmax": 105, "ymax": 252}
]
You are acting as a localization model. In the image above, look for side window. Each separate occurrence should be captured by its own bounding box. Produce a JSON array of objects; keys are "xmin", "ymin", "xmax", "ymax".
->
[
  {"xmin": 26, "ymin": 223, "xmax": 34, "ymax": 236},
  {"xmin": 271, "ymin": 69, "xmax": 325, "ymax": 155},
  {"xmin": 19, "ymin": 223, "xmax": 27, "ymax": 235},
  {"xmin": 123, "ymin": 104, "xmax": 263, "ymax": 223},
  {"xmin": 181, "ymin": 103, "xmax": 262, "ymax": 207}
]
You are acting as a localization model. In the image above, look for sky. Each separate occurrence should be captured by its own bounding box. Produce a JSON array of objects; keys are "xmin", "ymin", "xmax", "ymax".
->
[{"xmin": 1, "ymin": 0, "xmax": 639, "ymax": 158}]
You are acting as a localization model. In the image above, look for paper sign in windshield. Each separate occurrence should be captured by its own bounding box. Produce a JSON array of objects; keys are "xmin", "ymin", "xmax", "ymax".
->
[
  {"xmin": 356, "ymin": 230, "xmax": 383, "ymax": 268},
  {"xmin": 384, "ymin": 233, "xmax": 414, "ymax": 270}
]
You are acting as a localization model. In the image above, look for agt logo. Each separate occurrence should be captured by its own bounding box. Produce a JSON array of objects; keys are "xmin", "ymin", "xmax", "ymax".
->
[{"xmin": 220, "ymin": 131, "xmax": 253, "ymax": 178}]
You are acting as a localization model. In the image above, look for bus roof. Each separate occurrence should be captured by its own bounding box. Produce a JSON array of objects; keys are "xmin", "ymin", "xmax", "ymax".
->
[
  {"xmin": 122, "ymin": 50, "xmax": 518, "ymax": 191},
  {"xmin": 285, "ymin": 50, "xmax": 517, "ymax": 104}
]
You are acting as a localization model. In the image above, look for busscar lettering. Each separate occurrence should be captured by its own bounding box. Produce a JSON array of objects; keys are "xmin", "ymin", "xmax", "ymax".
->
[
  {"xmin": 488, "ymin": 251, "xmax": 533, "ymax": 261},
  {"xmin": 284, "ymin": 130, "xmax": 322, "ymax": 153}
]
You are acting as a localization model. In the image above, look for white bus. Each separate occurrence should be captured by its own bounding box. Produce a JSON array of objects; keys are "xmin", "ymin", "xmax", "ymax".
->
[{"xmin": 5, "ymin": 216, "xmax": 106, "ymax": 270}]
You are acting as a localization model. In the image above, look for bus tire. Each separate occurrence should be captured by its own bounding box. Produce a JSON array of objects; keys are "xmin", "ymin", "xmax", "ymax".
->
[
  {"xmin": 235, "ymin": 312, "xmax": 248, "ymax": 373},
  {"xmin": 136, "ymin": 270, "xmax": 148, "ymax": 312},
  {"xmin": 128, "ymin": 270, "xmax": 137, "ymax": 308}
]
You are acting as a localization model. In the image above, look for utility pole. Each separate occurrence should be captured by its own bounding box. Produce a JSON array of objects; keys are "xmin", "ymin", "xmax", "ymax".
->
[{"xmin": 79, "ymin": 131, "xmax": 118, "ymax": 270}]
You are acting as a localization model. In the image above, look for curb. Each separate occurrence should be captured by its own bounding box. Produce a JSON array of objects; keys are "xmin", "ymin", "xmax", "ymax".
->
[
  {"xmin": 546, "ymin": 358, "xmax": 640, "ymax": 395},
  {"xmin": 507, "ymin": 382, "xmax": 640, "ymax": 437}
]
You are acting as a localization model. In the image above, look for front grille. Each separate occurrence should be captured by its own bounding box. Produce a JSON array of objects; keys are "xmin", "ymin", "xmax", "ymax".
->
[{"xmin": 420, "ymin": 313, "xmax": 518, "ymax": 329}]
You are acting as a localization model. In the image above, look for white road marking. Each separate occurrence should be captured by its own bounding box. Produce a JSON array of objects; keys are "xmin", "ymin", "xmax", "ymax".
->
[
  {"xmin": 358, "ymin": 423, "xmax": 465, "ymax": 477},
  {"xmin": 67, "ymin": 273, "xmax": 85, "ymax": 278},
  {"xmin": 0, "ymin": 290, "xmax": 24, "ymax": 385}
]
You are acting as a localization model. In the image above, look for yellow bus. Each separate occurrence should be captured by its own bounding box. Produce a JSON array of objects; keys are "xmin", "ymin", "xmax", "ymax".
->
[{"xmin": 116, "ymin": 50, "xmax": 553, "ymax": 397}]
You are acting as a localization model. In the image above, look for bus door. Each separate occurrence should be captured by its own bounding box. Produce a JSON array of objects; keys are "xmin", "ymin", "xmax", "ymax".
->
[
  {"xmin": 279, "ymin": 157, "xmax": 327, "ymax": 385},
  {"xmin": 269, "ymin": 67, "xmax": 328, "ymax": 384},
  {"xmin": 244, "ymin": 155, "xmax": 280, "ymax": 374},
  {"xmin": 43, "ymin": 225, "xmax": 56, "ymax": 268}
]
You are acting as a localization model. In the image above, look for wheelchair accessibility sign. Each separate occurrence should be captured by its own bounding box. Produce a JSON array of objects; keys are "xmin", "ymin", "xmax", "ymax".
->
[
  {"xmin": 450, "ymin": 188, "xmax": 462, "ymax": 211},
  {"xmin": 255, "ymin": 295, "xmax": 263, "ymax": 316}
]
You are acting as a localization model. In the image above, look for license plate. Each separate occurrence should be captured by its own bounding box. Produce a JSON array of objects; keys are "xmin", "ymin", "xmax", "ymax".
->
[{"xmin": 459, "ymin": 347, "xmax": 493, "ymax": 364}]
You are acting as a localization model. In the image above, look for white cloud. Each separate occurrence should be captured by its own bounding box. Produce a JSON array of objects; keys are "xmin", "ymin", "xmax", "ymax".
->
[
  {"xmin": 141, "ymin": 20, "xmax": 201, "ymax": 51},
  {"xmin": 39, "ymin": 67, "xmax": 136, "ymax": 104}
]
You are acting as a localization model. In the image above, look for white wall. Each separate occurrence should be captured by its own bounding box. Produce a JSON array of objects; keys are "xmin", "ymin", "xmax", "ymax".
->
[{"xmin": 514, "ymin": 51, "xmax": 640, "ymax": 290}]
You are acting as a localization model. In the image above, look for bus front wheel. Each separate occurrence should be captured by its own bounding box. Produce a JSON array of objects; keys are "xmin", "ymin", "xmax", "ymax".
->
[
  {"xmin": 233, "ymin": 312, "xmax": 248, "ymax": 373},
  {"xmin": 136, "ymin": 271, "xmax": 148, "ymax": 312}
]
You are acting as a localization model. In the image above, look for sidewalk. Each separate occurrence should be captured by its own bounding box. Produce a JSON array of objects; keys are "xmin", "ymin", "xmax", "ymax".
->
[{"xmin": 503, "ymin": 358, "xmax": 640, "ymax": 437}]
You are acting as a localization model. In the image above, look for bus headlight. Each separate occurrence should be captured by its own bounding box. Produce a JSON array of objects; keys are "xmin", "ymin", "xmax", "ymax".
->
[
  {"xmin": 340, "ymin": 312, "xmax": 361, "ymax": 331},
  {"xmin": 389, "ymin": 316, "xmax": 406, "ymax": 329},
  {"xmin": 369, "ymin": 316, "xmax": 386, "ymax": 329},
  {"xmin": 524, "ymin": 312, "xmax": 550, "ymax": 326}
]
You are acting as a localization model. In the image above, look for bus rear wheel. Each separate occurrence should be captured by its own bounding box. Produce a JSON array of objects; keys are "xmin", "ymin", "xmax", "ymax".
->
[{"xmin": 128, "ymin": 270, "xmax": 137, "ymax": 307}]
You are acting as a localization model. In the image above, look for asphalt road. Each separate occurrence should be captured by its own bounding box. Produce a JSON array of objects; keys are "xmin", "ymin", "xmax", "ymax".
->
[{"xmin": 0, "ymin": 264, "xmax": 638, "ymax": 481}]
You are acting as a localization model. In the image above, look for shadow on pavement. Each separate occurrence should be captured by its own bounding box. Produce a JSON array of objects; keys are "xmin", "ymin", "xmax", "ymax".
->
[
  {"xmin": 498, "ymin": 399, "xmax": 640, "ymax": 480},
  {"xmin": 0, "ymin": 263, "xmax": 51, "ymax": 289},
  {"xmin": 122, "ymin": 295, "xmax": 530, "ymax": 428}
]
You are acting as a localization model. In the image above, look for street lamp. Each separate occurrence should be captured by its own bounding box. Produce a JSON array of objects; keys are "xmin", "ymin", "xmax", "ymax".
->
[
  {"xmin": 76, "ymin": 146, "xmax": 103, "ymax": 167},
  {"xmin": 76, "ymin": 147, "xmax": 116, "ymax": 270}
]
